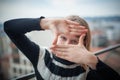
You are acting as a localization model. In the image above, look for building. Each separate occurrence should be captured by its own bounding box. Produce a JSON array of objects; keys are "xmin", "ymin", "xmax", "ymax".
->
[
  {"xmin": 85, "ymin": 16, "xmax": 120, "ymax": 47},
  {"xmin": 0, "ymin": 23, "xmax": 34, "ymax": 80}
]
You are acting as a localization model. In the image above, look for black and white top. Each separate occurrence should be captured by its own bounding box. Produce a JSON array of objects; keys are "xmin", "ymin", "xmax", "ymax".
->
[{"xmin": 4, "ymin": 17, "xmax": 120, "ymax": 80}]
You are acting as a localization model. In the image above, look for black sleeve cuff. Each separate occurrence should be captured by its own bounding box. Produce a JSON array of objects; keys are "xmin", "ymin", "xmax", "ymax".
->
[{"xmin": 39, "ymin": 16, "xmax": 45, "ymax": 30}]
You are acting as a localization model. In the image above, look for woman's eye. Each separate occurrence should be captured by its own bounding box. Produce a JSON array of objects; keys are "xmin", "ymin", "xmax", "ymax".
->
[{"xmin": 61, "ymin": 36, "xmax": 66, "ymax": 41}]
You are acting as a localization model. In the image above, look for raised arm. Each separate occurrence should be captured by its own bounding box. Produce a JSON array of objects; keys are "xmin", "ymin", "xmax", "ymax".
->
[{"xmin": 4, "ymin": 17, "xmax": 45, "ymax": 66}]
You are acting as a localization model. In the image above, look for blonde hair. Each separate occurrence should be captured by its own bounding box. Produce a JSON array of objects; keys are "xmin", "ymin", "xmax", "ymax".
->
[
  {"xmin": 66, "ymin": 15, "xmax": 91, "ymax": 50},
  {"xmin": 66, "ymin": 15, "xmax": 91, "ymax": 70}
]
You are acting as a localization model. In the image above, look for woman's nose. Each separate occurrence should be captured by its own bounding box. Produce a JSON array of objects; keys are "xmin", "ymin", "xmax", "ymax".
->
[{"xmin": 65, "ymin": 40, "xmax": 71, "ymax": 45}]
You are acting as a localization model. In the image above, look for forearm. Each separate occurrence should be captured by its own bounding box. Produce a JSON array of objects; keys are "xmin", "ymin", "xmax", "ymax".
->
[
  {"xmin": 4, "ymin": 17, "xmax": 44, "ymax": 34},
  {"xmin": 87, "ymin": 58, "xmax": 120, "ymax": 80}
]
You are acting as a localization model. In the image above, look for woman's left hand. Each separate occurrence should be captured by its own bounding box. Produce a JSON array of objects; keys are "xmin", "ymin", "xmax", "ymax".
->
[{"xmin": 50, "ymin": 34, "xmax": 98, "ymax": 69}]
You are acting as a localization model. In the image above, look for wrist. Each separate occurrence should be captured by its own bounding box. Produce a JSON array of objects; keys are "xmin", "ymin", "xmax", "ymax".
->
[
  {"xmin": 40, "ymin": 18, "xmax": 50, "ymax": 30},
  {"xmin": 86, "ymin": 53, "xmax": 98, "ymax": 69}
]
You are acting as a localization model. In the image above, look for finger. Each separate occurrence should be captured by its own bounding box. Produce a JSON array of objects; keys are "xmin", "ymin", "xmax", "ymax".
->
[
  {"xmin": 69, "ymin": 32, "xmax": 82, "ymax": 35},
  {"xmin": 69, "ymin": 31, "xmax": 87, "ymax": 36},
  {"xmin": 52, "ymin": 34, "xmax": 59, "ymax": 45},
  {"xmin": 50, "ymin": 45, "xmax": 69, "ymax": 53},
  {"xmin": 51, "ymin": 50, "xmax": 67, "ymax": 56},
  {"xmin": 70, "ymin": 28, "xmax": 88, "ymax": 33},
  {"xmin": 69, "ymin": 25, "xmax": 86, "ymax": 29},
  {"xmin": 78, "ymin": 34, "xmax": 86, "ymax": 46},
  {"xmin": 51, "ymin": 48, "xmax": 70, "ymax": 61},
  {"xmin": 65, "ymin": 20, "xmax": 80, "ymax": 25},
  {"xmin": 50, "ymin": 45, "xmax": 56, "ymax": 49},
  {"xmin": 51, "ymin": 44, "xmax": 69, "ymax": 49},
  {"xmin": 50, "ymin": 47, "xmax": 68, "ymax": 52}
]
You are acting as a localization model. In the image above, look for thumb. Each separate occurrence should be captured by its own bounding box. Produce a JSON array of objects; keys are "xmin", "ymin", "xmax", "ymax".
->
[
  {"xmin": 78, "ymin": 34, "xmax": 86, "ymax": 46},
  {"xmin": 52, "ymin": 34, "xmax": 59, "ymax": 45}
]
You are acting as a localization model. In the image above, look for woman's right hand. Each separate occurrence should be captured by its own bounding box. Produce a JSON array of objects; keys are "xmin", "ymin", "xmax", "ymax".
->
[{"xmin": 40, "ymin": 18, "xmax": 87, "ymax": 44}]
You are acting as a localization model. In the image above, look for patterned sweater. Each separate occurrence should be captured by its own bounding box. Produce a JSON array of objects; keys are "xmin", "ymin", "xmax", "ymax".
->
[{"xmin": 4, "ymin": 17, "xmax": 120, "ymax": 80}]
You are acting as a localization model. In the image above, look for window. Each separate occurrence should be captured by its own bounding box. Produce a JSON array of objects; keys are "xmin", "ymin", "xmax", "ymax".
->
[
  {"xmin": 13, "ymin": 57, "xmax": 20, "ymax": 64},
  {"xmin": 25, "ymin": 70, "xmax": 28, "ymax": 74},
  {"xmin": 19, "ymin": 68, "xmax": 22, "ymax": 74},
  {"xmin": 24, "ymin": 60, "xmax": 26, "ymax": 65},
  {"xmin": 13, "ymin": 67, "xmax": 17, "ymax": 73}
]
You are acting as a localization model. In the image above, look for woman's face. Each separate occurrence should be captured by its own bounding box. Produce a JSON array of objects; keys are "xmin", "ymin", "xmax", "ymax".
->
[{"xmin": 57, "ymin": 34, "xmax": 80, "ymax": 45}]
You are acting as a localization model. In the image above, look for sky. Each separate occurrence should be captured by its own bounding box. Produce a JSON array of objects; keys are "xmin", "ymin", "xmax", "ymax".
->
[
  {"xmin": 0, "ymin": 0, "xmax": 120, "ymax": 46},
  {"xmin": 0, "ymin": 0, "xmax": 120, "ymax": 22}
]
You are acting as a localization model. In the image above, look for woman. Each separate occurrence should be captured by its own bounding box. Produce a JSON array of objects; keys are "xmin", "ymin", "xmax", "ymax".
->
[{"xmin": 4, "ymin": 15, "xmax": 120, "ymax": 80}]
